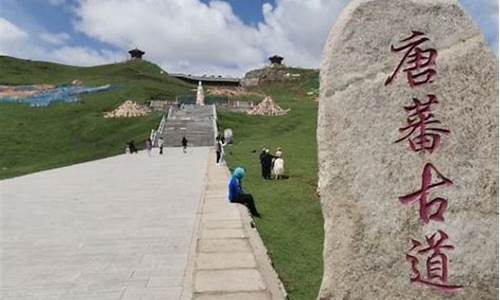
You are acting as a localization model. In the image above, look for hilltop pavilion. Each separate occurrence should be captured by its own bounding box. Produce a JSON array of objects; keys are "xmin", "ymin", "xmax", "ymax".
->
[
  {"xmin": 268, "ymin": 55, "xmax": 284, "ymax": 65},
  {"xmin": 129, "ymin": 48, "xmax": 145, "ymax": 60}
]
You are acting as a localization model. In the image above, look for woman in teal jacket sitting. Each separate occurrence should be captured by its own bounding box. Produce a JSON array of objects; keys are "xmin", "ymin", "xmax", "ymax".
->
[{"xmin": 228, "ymin": 167, "xmax": 260, "ymax": 218}]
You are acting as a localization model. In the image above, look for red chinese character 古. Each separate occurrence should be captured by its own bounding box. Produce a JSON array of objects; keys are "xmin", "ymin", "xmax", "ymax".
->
[
  {"xmin": 399, "ymin": 163, "xmax": 452, "ymax": 223},
  {"xmin": 395, "ymin": 95, "xmax": 450, "ymax": 153},
  {"xmin": 406, "ymin": 230, "xmax": 463, "ymax": 291},
  {"xmin": 385, "ymin": 31, "xmax": 437, "ymax": 87}
]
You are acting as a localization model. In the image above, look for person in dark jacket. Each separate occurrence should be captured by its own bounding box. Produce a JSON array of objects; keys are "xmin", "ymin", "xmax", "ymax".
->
[
  {"xmin": 181, "ymin": 136, "xmax": 188, "ymax": 153},
  {"xmin": 260, "ymin": 149, "xmax": 275, "ymax": 179},
  {"xmin": 158, "ymin": 137, "xmax": 164, "ymax": 155},
  {"xmin": 259, "ymin": 148, "xmax": 267, "ymax": 178},
  {"xmin": 215, "ymin": 136, "xmax": 222, "ymax": 164},
  {"xmin": 228, "ymin": 167, "xmax": 260, "ymax": 217},
  {"xmin": 127, "ymin": 140, "xmax": 138, "ymax": 154}
]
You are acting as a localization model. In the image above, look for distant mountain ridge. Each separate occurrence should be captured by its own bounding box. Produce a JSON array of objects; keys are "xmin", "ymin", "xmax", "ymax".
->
[{"xmin": 0, "ymin": 55, "xmax": 179, "ymax": 87}]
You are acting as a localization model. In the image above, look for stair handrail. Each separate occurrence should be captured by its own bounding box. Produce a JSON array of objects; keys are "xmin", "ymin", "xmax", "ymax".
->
[
  {"xmin": 152, "ymin": 113, "xmax": 167, "ymax": 147},
  {"xmin": 212, "ymin": 104, "xmax": 218, "ymax": 143}
]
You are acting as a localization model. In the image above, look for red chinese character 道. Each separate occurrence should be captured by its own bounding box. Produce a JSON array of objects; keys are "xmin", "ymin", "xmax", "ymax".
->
[
  {"xmin": 395, "ymin": 95, "xmax": 450, "ymax": 153},
  {"xmin": 385, "ymin": 31, "xmax": 437, "ymax": 87},
  {"xmin": 406, "ymin": 230, "xmax": 463, "ymax": 291},
  {"xmin": 399, "ymin": 163, "xmax": 452, "ymax": 223}
]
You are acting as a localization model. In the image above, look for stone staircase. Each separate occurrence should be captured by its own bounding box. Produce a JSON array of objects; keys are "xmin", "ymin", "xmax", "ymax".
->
[{"xmin": 160, "ymin": 104, "xmax": 216, "ymax": 147}]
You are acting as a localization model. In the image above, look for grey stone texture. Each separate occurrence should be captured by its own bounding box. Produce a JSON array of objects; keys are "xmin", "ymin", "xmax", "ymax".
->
[
  {"xmin": 317, "ymin": 0, "xmax": 498, "ymax": 299},
  {"xmin": 198, "ymin": 238, "xmax": 252, "ymax": 253},
  {"xmin": 196, "ymin": 253, "xmax": 257, "ymax": 269},
  {"xmin": 195, "ymin": 270, "xmax": 266, "ymax": 293},
  {"xmin": 0, "ymin": 148, "xmax": 209, "ymax": 299}
]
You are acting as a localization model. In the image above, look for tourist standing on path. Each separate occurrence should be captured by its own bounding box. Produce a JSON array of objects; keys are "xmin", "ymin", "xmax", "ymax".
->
[
  {"xmin": 182, "ymin": 136, "xmax": 188, "ymax": 153},
  {"xmin": 215, "ymin": 136, "xmax": 222, "ymax": 165},
  {"xmin": 228, "ymin": 167, "xmax": 260, "ymax": 218},
  {"xmin": 145, "ymin": 138, "xmax": 152, "ymax": 157},
  {"xmin": 158, "ymin": 137, "xmax": 164, "ymax": 155},
  {"xmin": 128, "ymin": 140, "xmax": 138, "ymax": 154},
  {"xmin": 219, "ymin": 138, "xmax": 226, "ymax": 165}
]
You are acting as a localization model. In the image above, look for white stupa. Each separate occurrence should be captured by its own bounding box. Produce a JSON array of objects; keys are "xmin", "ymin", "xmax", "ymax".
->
[{"xmin": 196, "ymin": 81, "xmax": 205, "ymax": 105}]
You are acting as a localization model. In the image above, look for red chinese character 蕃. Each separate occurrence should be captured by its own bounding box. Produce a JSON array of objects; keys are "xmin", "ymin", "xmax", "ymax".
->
[
  {"xmin": 406, "ymin": 230, "xmax": 463, "ymax": 291},
  {"xmin": 385, "ymin": 31, "xmax": 437, "ymax": 87},
  {"xmin": 395, "ymin": 95, "xmax": 450, "ymax": 153},
  {"xmin": 399, "ymin": 163, "xmax": 452, "ymax": 223}
]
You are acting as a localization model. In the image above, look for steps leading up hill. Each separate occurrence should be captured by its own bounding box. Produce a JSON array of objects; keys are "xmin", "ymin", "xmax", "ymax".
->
[{"xmin": 160, "ymin": 104, "xmax": 216, "ymax": 147}]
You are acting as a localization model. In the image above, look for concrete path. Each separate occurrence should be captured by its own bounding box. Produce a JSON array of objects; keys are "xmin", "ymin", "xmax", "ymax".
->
[
  {"xmin": 0, "ymin": 148, "xmax": 209, "ymax": 300},
  {"xmin": 189, "ymin": 150, "xmax": 286, "ymax": 300}
]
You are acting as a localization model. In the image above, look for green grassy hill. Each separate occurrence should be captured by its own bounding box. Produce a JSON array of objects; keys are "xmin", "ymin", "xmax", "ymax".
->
[
  {"xmin": 1, "ymin": 56, "xmax": 324, "ymax": 300},
  {"xmin": 218, "ymin": 68, "xmax": 323, "ymax": 300},
  {"xmin": 0, "ymin": 56, "xmax": 194, "ymax": 179}
]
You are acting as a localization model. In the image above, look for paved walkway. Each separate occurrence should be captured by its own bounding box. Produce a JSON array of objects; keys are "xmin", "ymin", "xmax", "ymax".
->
[
  {"xmin": 0, "ymin": 148, "xmax": 209, "ymax": 300},
  {"xmin": 189, "ymin": 150, "xmax": 286, "ymax": 300}
]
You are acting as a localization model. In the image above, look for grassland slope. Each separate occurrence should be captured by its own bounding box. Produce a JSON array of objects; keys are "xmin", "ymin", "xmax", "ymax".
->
[
  {"xmin": 218, "ymin": 67, "xmax": 323, "ymax": 300},
  {"xmin": 0, "ymin": 56, "xmax": 194, "ymax": 179}
]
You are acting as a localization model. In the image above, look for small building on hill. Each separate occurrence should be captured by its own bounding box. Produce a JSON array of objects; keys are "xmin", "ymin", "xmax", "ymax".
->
[
  {"xmin": 170, "ymin": 73, "xmax": 240, "ymax": 87},
  {"xmin": 269, "ymin": 55, "xmax": 284, "ymax": 65},
  {"xmin": 129, "ymin": 48, "xmax": 145, "ymax": 60}
]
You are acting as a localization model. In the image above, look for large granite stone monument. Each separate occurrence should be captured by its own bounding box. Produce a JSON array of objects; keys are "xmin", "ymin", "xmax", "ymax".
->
[{"xmin": 317, "ymin": 0, "xmax": 498, "ymax": 299}]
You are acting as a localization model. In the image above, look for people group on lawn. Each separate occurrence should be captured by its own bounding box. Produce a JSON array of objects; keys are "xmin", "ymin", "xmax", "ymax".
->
[
  {"xmin": 227, "ymin": 144, "xmax": 287, "ymax": 219},
  {"xmin": 259, "ymin": 147, "xmax": 285, "ymax": 180}
]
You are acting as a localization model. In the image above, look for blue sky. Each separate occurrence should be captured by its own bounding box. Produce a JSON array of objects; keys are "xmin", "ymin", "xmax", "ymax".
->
[
  {"xmin": 0, "ymin": 0, "xmax": 497, "ymax": 76},
  {"xmin": 200, "ymin": 0, "xmax": 275, "ymax": 25}
]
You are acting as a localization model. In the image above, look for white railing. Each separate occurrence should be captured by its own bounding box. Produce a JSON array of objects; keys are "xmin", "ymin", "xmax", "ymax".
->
[
  {"xmin": 212, "ymin": 104, "xmax": 218, "ymax": 142},
  {"xmin": 152, "ymin": 113, "xmax": 167, "ymax": 147}
]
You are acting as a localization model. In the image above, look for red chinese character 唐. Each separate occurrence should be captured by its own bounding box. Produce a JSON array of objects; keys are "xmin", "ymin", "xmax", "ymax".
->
[
  {"xmin": 395, "ymin": 95, "xmax": 450, "ymax": 153},
  {"xmin": 385, "ymin": 31, "xmax": 437, "ymax": 87},
  {"xmin": 399, "ymin": 163, "xmax": 452, "ymax": 223},
  {"xmin": 406, "ymin": 230, "xmax": 463, "ymax": 291}
]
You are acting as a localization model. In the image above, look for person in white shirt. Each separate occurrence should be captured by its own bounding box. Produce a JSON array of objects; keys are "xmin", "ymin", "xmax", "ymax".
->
[
  {"xmin": 273, "ymin": 147, "xmax": 284, "ymax": 179},
  {"xmin": 219, "ymin": 138, "xmax": 226, "ymax": 165}
]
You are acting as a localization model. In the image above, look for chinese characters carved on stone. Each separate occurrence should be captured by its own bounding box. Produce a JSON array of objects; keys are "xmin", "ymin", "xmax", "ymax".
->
[
  {"xmin": 399, "ymin": 163, "xmax": 452, "ymax": 224},
  {"xmin": 406, "ymin": 230, "xmax": 463, "ymax": 291},
  {"xmin": 387, "ymin": 30, "xmax": 462, "ymax": 291},
  {"xmin": 385, "ymin": 31, "xmax": 437, "ymax": 87},
  {"xmin": 395, "ymin": 95, "xmax": 450, "ymax": 153}
]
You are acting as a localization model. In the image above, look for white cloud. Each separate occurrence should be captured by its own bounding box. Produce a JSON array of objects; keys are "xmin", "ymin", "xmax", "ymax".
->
[
  {"xmin": 256, "ymin": 0, "xmax": 349, "ymax": 68},
  {"xmin": 0, "ymin": 18, "xmax": 29, "ymax": 54},
  {"xmin": 74, "ymin": 0, "xmax": 264, "ymax": 76},
  {"xmin": 0, "ymin": 17, "xmax": 119, "ymax": 67},
  {"xmin": 1, "ymin": 0, "xmax": 497, "ymax": 75},
  {"xmin": 39, "ymin": 32, "xmax": 70, "ymax": 46},
  {"xmin": 73, "ymin": 0, "xmax": 350, "ymax": 76},
  {"xmin": 50, "ymin": 46, "xmax": 118, "ymax": 66}
]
